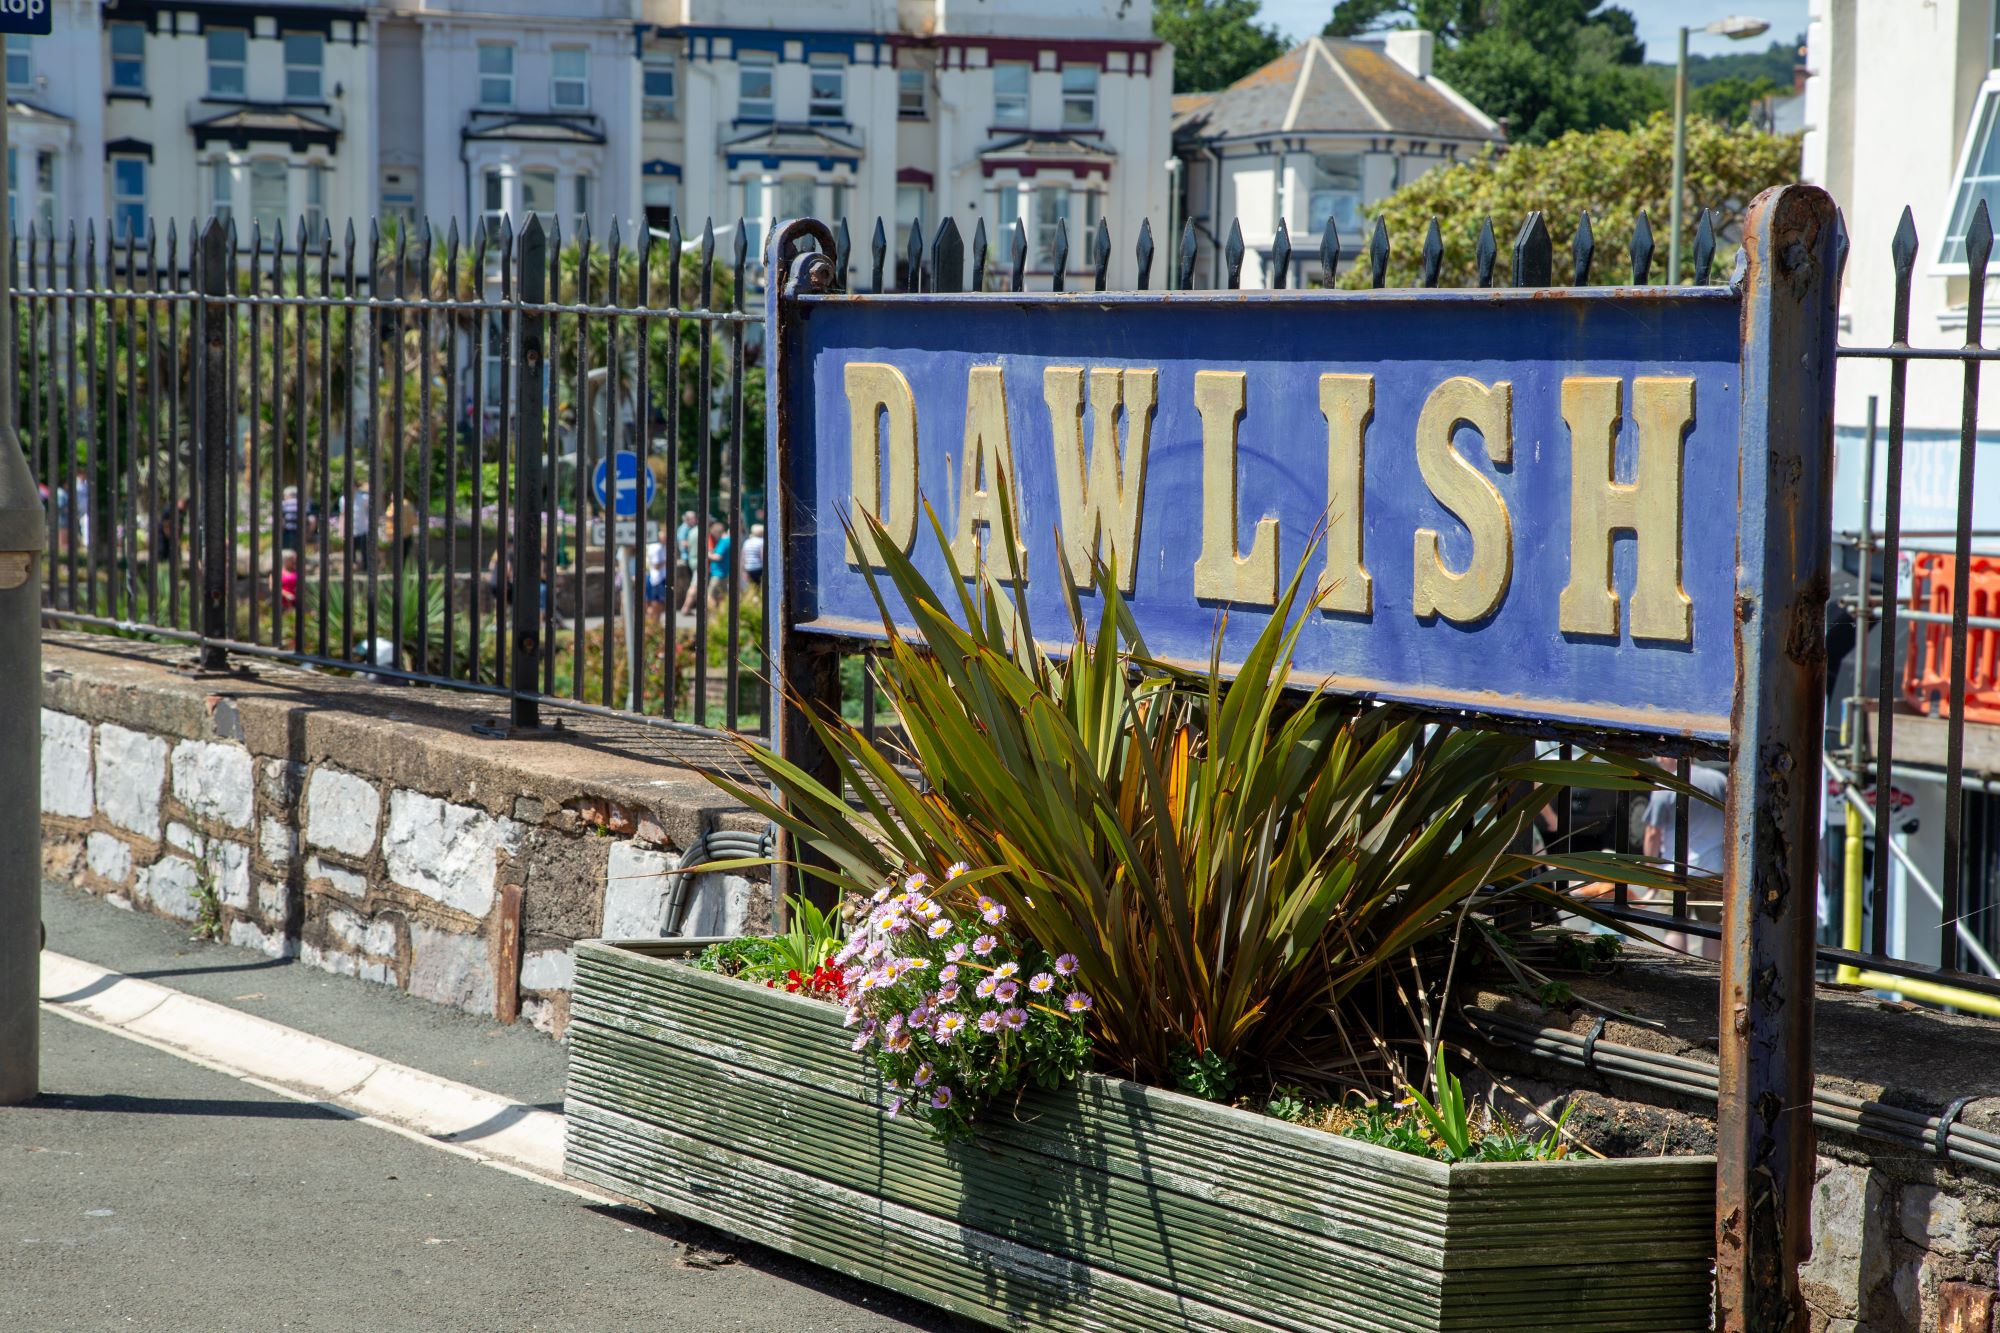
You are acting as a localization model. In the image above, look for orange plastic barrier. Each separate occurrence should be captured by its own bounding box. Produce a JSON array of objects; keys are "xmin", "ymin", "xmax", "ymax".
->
[{"xmin": 1903, "ymin": 553, "xmax": 2000, "ymax": 722}]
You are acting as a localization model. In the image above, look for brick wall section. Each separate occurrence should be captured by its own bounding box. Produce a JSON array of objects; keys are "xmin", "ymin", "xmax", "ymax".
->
[
  {"xmin": 39, "ymin": 638, "xmax": 770, "ymax": 1035},
  {"xmin": 1469, "ymin": 957, "xmax": 2000, "ymax": 1332}
]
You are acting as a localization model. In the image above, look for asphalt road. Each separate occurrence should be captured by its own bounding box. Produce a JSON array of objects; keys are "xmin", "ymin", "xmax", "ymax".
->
[{"xmin": 6, "ymin": 883, "xmax": 970, "ymax": 1333}]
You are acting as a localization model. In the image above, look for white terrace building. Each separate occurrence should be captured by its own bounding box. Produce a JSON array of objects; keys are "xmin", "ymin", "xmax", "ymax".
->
[
  {"xmin": 640, "ymin": 0, "xmax": 1174, "ymax": 288},
  {"xmin": 93, "ymin": 0, "xmax": 376, "ymax": 247},
  {"xmin": 13, "ymin": 0, "xmax": 1175, "ymax": 286},
  {"xmin": 1172, "ymin": 32, "xmax": 1501, "ymax": 289},
  {"xmin": 7, "ymin": 0, "xmax": 107, "ymax": 241},
  {"xmin": 381, "ymin": 0, "xmax": 642, "ymax": 248},
  {"xmin": 1805, "ymin": 0, "xmax": 2000, "ymax": 536}
]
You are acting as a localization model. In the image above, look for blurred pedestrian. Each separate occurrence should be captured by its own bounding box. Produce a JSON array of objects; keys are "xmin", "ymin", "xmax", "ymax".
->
[
  {"xmin": 743, "ymin": 522, "xmax": 766, "ymax": 593},
  {"xmin": 705, "ymin": 519, "xmax": 733, "ymax": 611}
]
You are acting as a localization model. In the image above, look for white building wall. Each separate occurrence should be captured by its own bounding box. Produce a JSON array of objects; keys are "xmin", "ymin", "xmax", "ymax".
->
[
  {"xmin": 11, "ymin": 0, "xmax": 105, "ymax": 237},
  {"xmin": 400, "ymin": 2, "xmax": 639, "ymax": 242},
  {"xmin": 1805, "ymin": 0, "xmax": 2000, "ymax": 536},
  {"xmin": 100, "ymin": 2, "xmax": 373, "ymax": 247},
  {"xmin": 23, "ymin": 0, "xmax": 1172, "ymax": 285}
]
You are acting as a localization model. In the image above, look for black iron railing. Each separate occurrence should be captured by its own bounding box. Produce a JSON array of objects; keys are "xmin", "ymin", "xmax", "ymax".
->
[{"xmin": 17, "ymin": 200, "xmax": 1998, "ymax": 1011}]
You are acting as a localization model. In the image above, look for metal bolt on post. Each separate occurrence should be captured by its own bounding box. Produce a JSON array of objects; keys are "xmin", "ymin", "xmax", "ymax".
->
[{"xmin": 0, "ymin": 92, "xmax": 48, "ymax": 1105}]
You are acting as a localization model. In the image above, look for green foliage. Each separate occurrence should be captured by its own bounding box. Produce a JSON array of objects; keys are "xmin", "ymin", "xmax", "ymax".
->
[
  {"xmin": 553, "ymin": 591, "xmax": 764, "ymax": 716},
  {"xmin": 1169, "ymin": 1045, "xmax": 1238, "ymax": 1103},
  {"xmin": 1548, "ymin": 928, "xmax": 1622, "ymax": 970},
  {"xmin": 692, "ymin": 936, "xmax": 783, "ymax": 979},
  {"xmin": 690, "ymin": 895, "xmax": 842, "ymax": 983},
  {"xmin": 770, "ymin": 893, "xmax": 845, "ymax": 979},
  {"xmin": 302, "ymin": 567, "xmax": 476, "ymax": 677},
  {"xmin": 1691, "ymin": 75, "xmax": 1783, "ymax": 127},
  {"xmin": 716, "ymin": 500, "xmax": 1670, "ymax": 1094},
  {"xmin": 1259, "ymin": 1069, "xmax": 1576, "ymax": 1162},
  {"xmin": 1671, "ymin": 35, "xmax": 1803, "ymax": 92},
  {"xmin": 547, "ymin": 238, "xmax": 764, "ymax": 513},
  {"xmin": 1325, "ymin": 1, "xmax": 1661, "ymax": 144},
  {"xmin": 1402, "ymin": 1049, "xmax": 1475, "ymax": 1159},
  {"xmin": 1342, "ymin": 112, "xmax": 1802, "ymax": 288},
  {"xmin": 1153, "ymin": 0, "xmax": 1289, "ymax": 93}
]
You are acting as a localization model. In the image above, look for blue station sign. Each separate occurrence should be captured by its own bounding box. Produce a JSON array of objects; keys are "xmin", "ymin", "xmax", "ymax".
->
[
  {"xmin": 0, "ymin": 0, "xmax": 51, "ymax": 36},
  {"xmin": 773, "ymin": 287, "xmax": 1745, "ymax": 741}
]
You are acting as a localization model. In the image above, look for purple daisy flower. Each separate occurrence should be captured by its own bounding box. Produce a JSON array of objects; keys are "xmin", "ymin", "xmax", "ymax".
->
[
  {"xmin": 1064, "ymin": 992, "xmax": 1094, "ymax": 1014},
  {"xmin": 981, "ymin": 903, "xmax": 1007, "ymax": 925},
  {"xmin": 1001, "ymin": 1008, "xmax": 1028, "ymax": 1031},
  {"xmin": 911, "ymin": 1062, "xmax": 934, "ymax": 1088},
  {"xmin": 994, "ymin": 980, "xmax": 1020, "ymax": 1004},
  {"xmin": 937, "ymin": 982, "xmax": 960, "ymax": 1004},
  {"xmin": 945, "ymin": 942, "xmax": 968, "ymax": 963},
  {"xmin": 927, "ymin": 919, "xmax": 952, "ymax": 940},
  {"xmin": 938, "ymin": 964, "xmax": 959, "ymax": 984},
  {"xmin": 975, "ymin": 975, "xmax": 999, "ymax": 999},
  {"xmin": 1028, "ymin": 973, "xmax": 1055, "ymax": 995},
  {"xmin": 929, "ymin": 1086, "xmax": 953, "ymax": 1110},
  {"xmin": 934, "ymin": 1013, "xmax": 966, "ymax": 1044},
  {"xmin": 993, "ymin": 962, "xmax": 1019, "ymax": 981},
  {"xmin": 977, "ymin": 1011, "xmax": 1003, "ymax": 1033},
  {"xmin": 972, "ymin": 934, "xmax": 998, "ymax": 957},
  {"xmin": 1054, "ymin": 954, "xmax": 1079, "ymax": 977}
]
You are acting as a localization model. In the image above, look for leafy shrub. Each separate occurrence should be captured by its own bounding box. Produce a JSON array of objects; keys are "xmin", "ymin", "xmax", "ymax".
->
[{"xmin": 721, "ymin": 505, "xmax": 1670, "ymax": 1100}]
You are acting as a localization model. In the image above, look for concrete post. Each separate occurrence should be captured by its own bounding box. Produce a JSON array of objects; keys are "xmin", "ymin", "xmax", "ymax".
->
[{"xmin": 0, "ymin": 96, "xmax": 48, "ymax": 1105}]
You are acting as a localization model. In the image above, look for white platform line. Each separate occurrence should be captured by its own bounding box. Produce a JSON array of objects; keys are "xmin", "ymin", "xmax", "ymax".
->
[{"xmin": 38, "ymin": 951, "xmax": 615, "ymax": 1204}]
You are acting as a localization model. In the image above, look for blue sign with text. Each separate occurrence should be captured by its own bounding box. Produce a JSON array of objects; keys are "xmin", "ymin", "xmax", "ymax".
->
[
  {"xmin": 0, "ymin": 0, "xmax": 51, "ymax": 36},
  {"xmin": 776, "ymin": 287, "xmax": 1747, "ymax": 741}
]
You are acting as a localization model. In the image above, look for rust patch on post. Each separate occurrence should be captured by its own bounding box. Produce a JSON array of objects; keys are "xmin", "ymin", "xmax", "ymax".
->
[
  {"xmin": 1939, "ymin": 1282, "xmax": 1996, "ymax": 1333},
  {"xmin": 494, "ymin": 882, "xmax": 524, "ymax": 1025}
]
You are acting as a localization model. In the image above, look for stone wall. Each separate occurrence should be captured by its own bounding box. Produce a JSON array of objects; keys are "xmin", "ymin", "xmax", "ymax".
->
[
  {"xmin": 39, "ymin": 636, "xmax": 770, "ymax": 1035},
  {"xmin": 1468, "ymin": 956, "xmax": 2000, "ymax": 1332}
]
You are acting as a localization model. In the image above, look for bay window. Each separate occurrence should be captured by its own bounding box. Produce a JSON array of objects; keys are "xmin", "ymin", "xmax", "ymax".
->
[
  {"xmin": 1308, "ymin": 153, "xmax": 1363, "ymax": 240},
  {"xmin": 111, "ymin": 156, "xmax": 147, "ymax": 243}
]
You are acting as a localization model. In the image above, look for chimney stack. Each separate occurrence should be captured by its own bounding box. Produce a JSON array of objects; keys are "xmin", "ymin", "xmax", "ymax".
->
[{"xmin": 1384, "ymin": 30, "xmax": 1434, "ymax": 80}]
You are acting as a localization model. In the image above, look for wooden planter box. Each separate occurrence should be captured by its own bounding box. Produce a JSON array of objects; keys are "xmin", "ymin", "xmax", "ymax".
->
[{"xmin": 565, "ymin": 939, "xmax": 1716, "ymax": 1332}]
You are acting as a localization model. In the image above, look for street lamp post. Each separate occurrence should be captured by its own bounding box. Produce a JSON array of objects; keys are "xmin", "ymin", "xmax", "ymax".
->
[{"xmin": 1669, "ymin": 15, "xmax": 1771, "ymax": 284}]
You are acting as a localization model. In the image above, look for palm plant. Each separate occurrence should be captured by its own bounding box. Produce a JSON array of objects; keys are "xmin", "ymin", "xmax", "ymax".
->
[{"xmin": 719, "ymin": 502, "xmax": 1676, "ymax": 1095}]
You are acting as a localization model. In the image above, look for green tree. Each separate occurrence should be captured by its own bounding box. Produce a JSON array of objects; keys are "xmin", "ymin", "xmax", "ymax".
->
[
  {"xmin": 1691, "ymin": 75, "xmax": 1782, "ymax": 127},
  {"xmin": 1339, "ymin": 112, "xmax": 1801, "ymax": 288},
  {"xmin": 1325, "ymin": 0, "xmax": 1663, "ymax": 145},
  {"xmin": 1154, "ymin": 0, "xmax": 1289, "ymax": 93}
]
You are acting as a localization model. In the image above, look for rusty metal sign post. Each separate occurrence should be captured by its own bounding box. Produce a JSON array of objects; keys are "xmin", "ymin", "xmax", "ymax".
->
[{"xmin": 764, "ymin": 186, "xmax": 1839, "ymax": 1329}]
